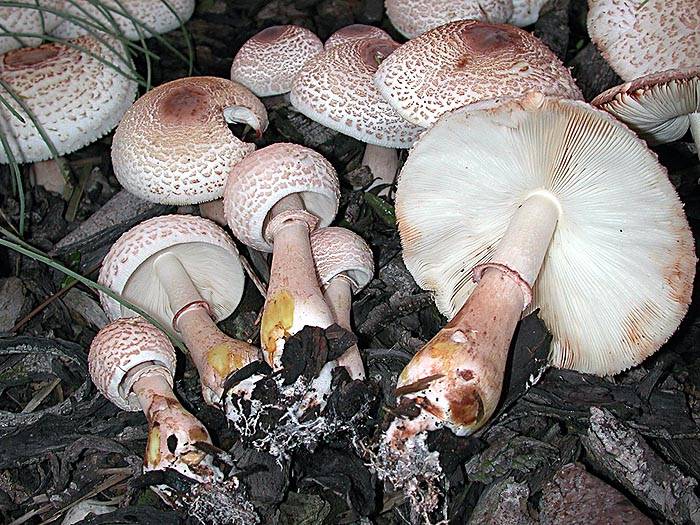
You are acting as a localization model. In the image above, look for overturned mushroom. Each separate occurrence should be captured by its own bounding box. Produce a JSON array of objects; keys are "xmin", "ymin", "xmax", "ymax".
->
[
  {"xmin": 89, "ymin": 317, "xmax": 222, "ymax": 487},
  {"xmin": 310, "ymin": 227, "xmax": 374, "ymax": 380},
  {"xmin": 112, "ymin": 76, "xmax": 267, "ymax": 205},
  {"xmin": 224, "ymin": 143, "xmax": 339, "ymax": 369},
  {"xmin": 98, "ymin": 214, "xmax": 260, "ymax": 405}
]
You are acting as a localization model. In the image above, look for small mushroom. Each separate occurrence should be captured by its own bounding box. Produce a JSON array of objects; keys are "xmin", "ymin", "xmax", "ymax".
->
[
  {"xmin": 231, "ymin": 25, "xmax": 323, "ymax": 98},
  {"xmin": 89, "ymin": 317, "xmax": 222, "ymax": 486},
  {"xmin": 223, "ymin": 143, "xmax": 340, "ymax": 369},
  {"xmin": 98, "ymin": 214, "xmax": 260, "ymax": 405},
  {"xmin": 373, "ymin": 20, "xmax": 582, "ymax": 128},
  {"xmin": 50, "ymin": 0, "xmax": 196, "ymax": 40},
  {"xmin": 389, "ymin": 94, "xmax": 695, "ymax": 442},
  {"xmin": 112, "ymin": 76, "xmax": 267, "ymax": 205},
  {"xmin": 310, "ymin": 227, "xmax": 374, "ymax": 380},
  {"xmin": 324, "ymin": 24, "xmax": 392, "ymax": 50},
  {"xmin": 291, "ymin": 38, "xmax": 422, "ymax": 194},
  {"xmin": 587, "ymin": 0, "xmax": 699, "ymax": 82},
  {"xmin": 0, "ymin": 35, "xmax": 137, "ymax": 163},
  {"xmin": 592, "ymin": 68, "xmax": 699, "ymax": 159}
]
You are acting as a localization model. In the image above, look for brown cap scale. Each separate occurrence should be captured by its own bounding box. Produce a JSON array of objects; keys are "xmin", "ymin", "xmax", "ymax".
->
[
  {"xmin": 310, "ymin": 227, "xmax": 374, "ymax": 380},
  {"xmin": 385, "ymin": 0, "xmax": 513, "ymax": 39},
  {"xmin": 224, "ymin": 143, "xmax": 339, "ymax": 368},
  {"xmin": 112, "ymin": 76, "xmax": 267, "ymax": 205},
  {"xmin": 587, "ymin": 0, "xmax": 699, "ymax": 82},
  {"xmin": 374, "ymin": 21, "xmax": 583, "ymax": 128},
  {"xmin": 51, "ymin": 0, "xmax": 196, "ymax": 40},
  {"xmin": 324, "ymin": 24, "xmax": 392, "ymax": 50},
  {"xmin": 0, "ymin": 35, "xmax": 137, "ymax": 164},
  {"xmin": 390, "ymin": 94, "xmax": 695, "ymax": 441},
  {"xmin": 592, "ymin": 68, "xmax": 700, "ymax": 157},
  {"xmin": 98, "ymin": 214, "xmax": 260, "ymax": 405},
  {"xmin": 89, "ymin": 317, "xmax": 222, "ymax": 485},
  {"xmin": 231, "ymin": 25, "xmax": 323, "ymax": 97}
]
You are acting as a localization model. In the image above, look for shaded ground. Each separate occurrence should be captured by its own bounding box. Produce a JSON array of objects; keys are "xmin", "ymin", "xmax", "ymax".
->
[{"xmin": 0, "ymin": 1, "xmax": 699, "ymax": 524}]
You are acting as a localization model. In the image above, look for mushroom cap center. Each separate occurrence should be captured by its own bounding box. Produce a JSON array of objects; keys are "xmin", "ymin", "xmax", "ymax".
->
[{"xmin": 3, "ymin": 45, "xmax": 62, "ymax": 70}]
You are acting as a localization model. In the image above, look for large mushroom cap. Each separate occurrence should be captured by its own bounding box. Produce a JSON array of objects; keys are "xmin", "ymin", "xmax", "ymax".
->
[
  {"xmin": 396, "ymin": 95, "xmax": 695, "ymax": 376},
  {"xmin": 324, "ymin": 24, "xmax": 392, "ymax": 50},
  {"xmin": 592, "ymin": 68, "xmax": 700, "ymax": 145},
  {"xmin": 290, "ymin": 38, "xmax": 423, "ymax": 148},
  {"xmin": 224, "ymin": 142, "xmax": 340, "ymax": 252},
  {"xmin": 112, "ymin": 76, "xmax": 267, "ymax": 205},
  {"xmin": 0, "ymin": 35, "xmax": 137, "ymax": 163},
  {"xmin": 385, "ymin": 0, "xmax": 513, "ymax": 39},
  {"xmin": 50, "ymin": 0, "xmax": 195, "ymax": 40},
  {"xmin": 230, "ymin": 25, "xmax": 323, "ymax": 97},
  {"xmin": 587, "ymin": 0, "xmax": 700, "ymax": 82},
  {"xmin": 310, "ymin": 227, "xmax": 374, "ymax": 292},
  {"xmin": 0, "ymin": 1, "xmax": 64, "ymax": 53},
  {"xmin": 374, "ymin": 20, "xmax": 583, "ymax": 128},
  {"xmin": 98, "ymin": 214, "xmax": 246, "ymax": 329},
  {"xmin": 89, "ymin": 317, "xmax": 177, "ymax": 411}
]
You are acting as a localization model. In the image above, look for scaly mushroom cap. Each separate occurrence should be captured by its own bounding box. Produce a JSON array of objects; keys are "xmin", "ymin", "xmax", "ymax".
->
[
  {"xmin": 112, "ymin": 76, "xmax": 267, "ymax": 205},
  {"xmin": 591, "ymin": 68, "xmax": 700, "ymax": 145},
  {"xmin": 385, "ymin": 0, "xmax": 513, "ymax": 39},
  {"xmin": 224, "ymin": 142, "xmax": 340, "ymax": 252},
  {"xmin": 0, "ymin": 1, "xmax": 61, "ymax": 53},
  {"xmin": 231, "ymin": 25, "xmax": 323, "ymax": 97},
  {"xmin": 374, "ymin": 20, "xmax": 583, "ymax": 128},
  {"xmin": 324, "ymin": 24, "xmax": 392, "ymax": 49},
  {"xmin": 396, "ymin": 95, "xmax": 695, "ymax": 375},
  {"xmin": 290, "ymin": 38, "xmax": 423, "ymax": 148},
  {"xmin": 98, "ymin": 214, "xmax": 246, "ymax": 328},
  {"xmin": 89, "ymin": 317, "xmax": 176, "ymax": 411},
  {"xmin": 310, "ymin": 227, "xmax": 374, "ymax": 292},
  {"xmin": 51, "ymin": 0, "xmax": 195, "ymax": 40},
  {"xmin": 587, "ymin": 0, "xmax": 700, "ymax": 82},
  {"xmin": 0, "ymin": 35, "xmax": 137, "ymax": 163}
]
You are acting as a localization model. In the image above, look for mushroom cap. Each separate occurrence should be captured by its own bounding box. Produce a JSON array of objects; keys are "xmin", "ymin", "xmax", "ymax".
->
[
  {"xmin": 224, "ymin": 142, "xmax": 340, "ymax": 252},
  {"xmin": 0, "ymin": 2, "xmax": 57, "ymax": 54},
  {"xmin": 0, "ymin": 35, "xmax": 137, "ymax": 164},
  {"xmin": 290, "ymin": 38, "xmax": 423, "ymax": 148},
  {"xmin": 510, "ymin": 0, "xmax": 548, "ymax": 26},
  {"xmin": 310, "ymin": 227, "xmax": 374, "ymax": 293},
  {"xmin": 396, "ymin": 95, "xmax": 696, "ymax": 376},
  {"xmin": 230, "ymin": 25, "xmax": 323, "ymax": 97},
  {"xmin": 385, "ymin": 0, "xmax": 513, "ymax": 39},
  {"xmin": 587, "ymin": 0, "xmax": 700, "ymax": 82},
  {"xmin": 374, "ymin": 20, "xmax": 583, "ymax": 128},
  {"xmin": 89, "ymin": 317, "xmax": 177, "ymax": 411},
  {"xmin": 591, "ymin": 68, "xmax": 700, "ymax": 145},
  {"xmin": 324, "ymin": 24, "xmax": 392, "ymax": 50},
  {"xmin": 50, "ymin": 0, "xmax": 195, "ymax": 40},
  {"xmin": 98, "ymin": 214, "xmax": 246, "ymax": 329},
  {"xmin": 112, "ymin": 76, "xmax": 267, "ymax": 205}
]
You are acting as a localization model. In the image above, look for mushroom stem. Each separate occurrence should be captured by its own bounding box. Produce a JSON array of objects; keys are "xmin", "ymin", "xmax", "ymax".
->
[
  {"xmin": 393, "ymin": 192, "xmax": 560, "ymax": 437},
  {"xmin": 324, "ymin": 275, "xmax": 365, "ymax": 380},
  {"xmin": 262, "ymin": 195, "xmax": 335, "ymax": 369},
  {"xmin": 153, "ymin": 252, "xmax": 259, "ymax": 404},
  {"xmin": 689, "ymin": 112, "xmax": 700, "ymax": 160},
  {"xmin": 362, "ymin": 145, "xmax": 399, "ymax": 196},
  {"xmin": 132, "ymin": 372, "xmax": 219, "ymax": 482}
]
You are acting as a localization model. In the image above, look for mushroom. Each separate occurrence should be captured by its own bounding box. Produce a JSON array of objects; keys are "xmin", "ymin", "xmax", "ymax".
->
[
  {"xmin": 310, "ymin": 227, "xmax": 374, "ymax": 380},
  {"xmin": 89, "ymin": 317, "xmax": 222, "ymax": 486},
  {"xmin": 223, "ymin": 143, "xmax": 340, "ymax": 369},
  {"xmin": 0, "ymin": 1, "xmax": 65, "ymax": 54},
  {"xmin": 230, "ymin": 25, "xmax": 323, "ymax": 98},
  {"xmin": 384, "ymin": 0, "xmax": 513, "ymax": 39},
  {"xmin": 587, "ymin": 0, "xmax": 699, "ymax": 82},
  {"xmin": 50, "ymin": 0, "xmax": 196, "ymax": 40},
  {"xmin": 111, "ymin": 76, "xmax": 267, "ymax": 205},
  {"xmin": 373, "ymin": 20, "xmax": 583, "ymax": 128},
  {"xmin": 290, "ymin": 38, "xmax": 422, "ymax": 195},
  {"xmin": 0, "ymin": 35, "xmax": 137, "ymax": 164},
  {"xmin": 591, "ymin": 68, "xmax": 700, "ymax": 159},
  {"xmin": 98, "ymin": 214, "xmax": 260, "ymax": 405},
  {"xmin": 389, "ymin": 94, "xmax": 695, "ymax": 443},
  {"xmin": 324, "ymin": 24, "xmax": 392, "ymax": 50}
]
